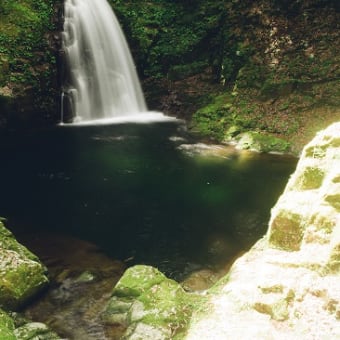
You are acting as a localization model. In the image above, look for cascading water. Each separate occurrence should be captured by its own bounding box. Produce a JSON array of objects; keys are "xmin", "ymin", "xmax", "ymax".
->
[{"xmin": 62, "ymin": 0, "xmax": 147, "ymax": 123}]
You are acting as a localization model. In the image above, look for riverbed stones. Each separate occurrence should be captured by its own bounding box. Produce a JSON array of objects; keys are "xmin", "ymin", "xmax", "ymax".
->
[{"xmin": 0, "ymin": 221, "xmax": 48, "ymax": 310}]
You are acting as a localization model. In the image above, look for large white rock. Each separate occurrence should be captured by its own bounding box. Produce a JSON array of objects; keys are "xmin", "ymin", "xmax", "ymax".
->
[{"xmin": 186, "ymin": 122, "xmax": 340, "ymax": 339}]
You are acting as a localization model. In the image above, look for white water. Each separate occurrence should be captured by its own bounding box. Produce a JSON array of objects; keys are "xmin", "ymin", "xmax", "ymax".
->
[{"xmin": 62, "ymin": 0, "xmax": 147, "ymax": 122}]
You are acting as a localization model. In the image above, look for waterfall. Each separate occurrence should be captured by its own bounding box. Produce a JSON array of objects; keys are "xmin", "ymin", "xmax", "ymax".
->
[{"xmin": 62, "ymin": 0, "xmax": 147, "ymax": 123}]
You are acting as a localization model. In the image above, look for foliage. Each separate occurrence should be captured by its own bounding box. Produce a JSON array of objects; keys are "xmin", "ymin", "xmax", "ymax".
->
[
  {"xmin": 110, "ymin": 0, "xmax": 227, "ymax": 79},
  {"xmin": 0, "ymin": 0, "xmax": 58, "ymax": 124}
]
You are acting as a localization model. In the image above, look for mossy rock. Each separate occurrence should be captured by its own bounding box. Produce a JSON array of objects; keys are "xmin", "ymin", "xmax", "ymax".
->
[
  {"xmin": 268, "ymin": 210, "xmax": 304, "ymax": 251},
  {"xmin": 0, "ymin": 309, "xmax": 15, "ymax": 340},
  {"xmin": 14, "ymin": 322, "xmax": 61, "ymax": 340},
  {"xmin": 293, "ymin": 166, "xmax": 325, "ymax": 190},
  {"xmin": 0, "ymin": 222, "xmax": 48, "ymax": 310},
  {"xmin": 324, "ymin": 194, "xmax": 340, "ymax": 212},
  {"xmin": 105, "ymin": 265, "xmax": 202, "ymax": 339},
  {"xmin": 304, "ymin": 145, "xmax": 327, "ymax": 159},
  {"xmin": 328, "ymin": 243, "xmax": 340, "ymax": 273},
  {"xmin": 236, "ymin": 132, "xmax": 290, "ymax": 153}
]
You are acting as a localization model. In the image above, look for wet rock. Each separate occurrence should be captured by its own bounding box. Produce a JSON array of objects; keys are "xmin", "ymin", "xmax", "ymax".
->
[{"xmin": 0, "ymin": 221, "xmax": 48, "ymax": 310}]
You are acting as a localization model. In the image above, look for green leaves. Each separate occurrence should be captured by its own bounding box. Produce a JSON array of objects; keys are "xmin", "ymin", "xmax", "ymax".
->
[{"xmin": 110, "ymin": 0, "xmax": 227, "ymax": 78}]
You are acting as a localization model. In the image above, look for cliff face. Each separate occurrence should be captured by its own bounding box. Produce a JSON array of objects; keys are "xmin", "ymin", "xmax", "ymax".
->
[
  {"xmin": 0, "ymin": 0, "xmax": 62, "ymax": 129},
  {"xmin": 109, "ymin": 0, "xmax": 340, "ymax": 154},
  {"xmin": 189, "ymin": 0, "xmax": 340, "ymax": 153},
  {"xmin": 0, "ymin": 0, "xmax": 339, "ymax": 141}
]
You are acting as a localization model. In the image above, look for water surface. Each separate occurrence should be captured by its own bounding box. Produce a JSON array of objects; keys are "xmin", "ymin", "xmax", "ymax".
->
[{"xmin": 0, "ymin": 121, "xmax": 296, "ymax": 280}]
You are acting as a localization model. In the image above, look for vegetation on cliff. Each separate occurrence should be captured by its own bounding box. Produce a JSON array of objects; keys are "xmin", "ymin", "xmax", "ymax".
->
[
  {"xmin": 0, "ymin": 0, "xmax": 60, "ymax": 127},
  {"xmin": 112, "ymin": 0, "xmax": 340, "ymax": 154},
  {"xmin": 0, "ymin": 0, "xmax": 339, "ymax": 145}
]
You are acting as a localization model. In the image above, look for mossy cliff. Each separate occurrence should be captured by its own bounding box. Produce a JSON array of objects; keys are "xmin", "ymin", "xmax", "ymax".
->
[
  {"xmin": 188, "ymin": 0, "xmax": 340, "ymax": 154},
  {"xmin": 0, "ymin": 0, "xmax": 61, "ymax": 129},
  {"xmin": 0, "ymin": 0, "xmax": 339, "ymax": 148},
  {"xmin": 111, "ymin": 0, "xmax": 340, "ymax": 154}
]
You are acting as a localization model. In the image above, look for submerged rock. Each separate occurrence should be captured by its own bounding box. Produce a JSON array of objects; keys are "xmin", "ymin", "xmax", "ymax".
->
[{"xmin": 0, "ymin": 221, "xmax": 48, "ymax": 310}]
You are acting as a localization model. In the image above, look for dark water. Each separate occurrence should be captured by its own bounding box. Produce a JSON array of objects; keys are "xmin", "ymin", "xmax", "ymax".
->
[{"xmin": 0, "ymin": 121, "xmax": 296, "ymax": 280}]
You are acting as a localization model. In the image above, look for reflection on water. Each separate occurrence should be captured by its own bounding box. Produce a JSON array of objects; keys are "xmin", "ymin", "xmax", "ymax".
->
[{"xmin": 0, "ymin": 121, "xmax": 296, "ymax": 280}]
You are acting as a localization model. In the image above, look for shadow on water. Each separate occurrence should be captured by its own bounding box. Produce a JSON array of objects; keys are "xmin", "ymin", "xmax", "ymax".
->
[{"xmin": 0, "ymin": 121, "xmax": 297, "ymax": 280}]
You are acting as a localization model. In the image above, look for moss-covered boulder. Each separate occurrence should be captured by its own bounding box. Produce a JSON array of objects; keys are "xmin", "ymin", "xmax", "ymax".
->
[
  {"xmin": 0, "ymin": 221, "xmax": 48, "ymax": 310},
  {"xmin": 102, "ymin": 265, "xmax": 201, "ymax": 339},
  {"xmin": 235, "ymin": 131, "xmax": 291, "ymax": 153}
]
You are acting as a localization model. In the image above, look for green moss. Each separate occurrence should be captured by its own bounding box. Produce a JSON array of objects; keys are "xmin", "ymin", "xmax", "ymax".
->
[
  {"xmin": 111, "ymin": 0, "xmax": 227, "ymax": 79},
  {"xmin": 269, "ymin": 210, "xmax": 304, "ymax": 251},
  {"xmin": 253, "ymin": 299, "xmax": 289, "ymax": 321},
  {"xmin": 113, "ymin": 265, "xmax": 168, "ymax": 298},
  {"xmin": 332, "ymin": 175, "xmax": 340, "ymax": 183},
  {"xmin": 294, "ymin": 167, "xmax": 325, "ymax": 190},
  {"xmin": 191, "ymin": 93, "xmax": 234, "ymax": 140},
  {"xmin": 309, "ymin": 213, "xmax": 335, "ymax": 233},
  {"xmin": 0, "ymin": 221, "xmax": 48, "ymax": 310},
  {"xmin": 328, "ymin": 244, "xmax": 340, "ymax": 273},
  {"xmin": 0, "ymin": 222, "xmax": 39, "ymax": 262},
  {"xmin": 0, "ymin": 0, "xmax": 58, "ymax": 124},
  {"xmin": 304, "ymin": 145, "xmax": 327, "ymax": 159},
  {"xmin": 237, "ymin": 132, "xmax": 291, "ymax": 153},
  {"xmin": 108, "ymin": 265, "xmax": 203, "ymax": 338},
  {"xmin": 324, "ymin": 194, "xmax": 340, "ymax": 212},
  {"xmin": 0, "ymin": 309, "xmax": 15, "ymax": 340}
]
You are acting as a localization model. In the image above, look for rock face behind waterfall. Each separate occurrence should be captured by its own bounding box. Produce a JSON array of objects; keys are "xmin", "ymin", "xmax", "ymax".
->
[{"xmin": 185, "ymin": 122, "xmax": 340, "ymax": 339}]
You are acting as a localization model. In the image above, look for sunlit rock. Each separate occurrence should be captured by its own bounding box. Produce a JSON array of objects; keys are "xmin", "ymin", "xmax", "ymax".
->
[
  {"xmin": 0, "ymin": 221, "xmax": 48, "ymax": 310},
  {"xmin": 268, "ymin": 122, "xmax": 340, "ymax": 255},
  {"xmin": 186, "ymin": 122, "xmax": 340, "ymax": 339}
]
